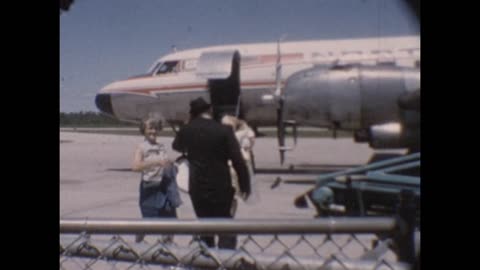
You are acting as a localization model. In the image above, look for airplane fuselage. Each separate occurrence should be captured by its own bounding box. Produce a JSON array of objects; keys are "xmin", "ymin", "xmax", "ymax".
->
[{"xmin": 96, "ymin": 36, "xmax": 420, "ymax": 132}]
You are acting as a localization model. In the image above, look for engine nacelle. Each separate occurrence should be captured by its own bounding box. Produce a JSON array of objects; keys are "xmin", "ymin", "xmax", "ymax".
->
[{"xmin": 283, "ymin": 64, "xmax": 420, "ymax": 129}]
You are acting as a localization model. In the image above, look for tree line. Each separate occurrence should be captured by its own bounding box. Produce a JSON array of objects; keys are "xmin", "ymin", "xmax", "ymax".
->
[{"xmin": 60, "ymin": 112, "xmax": 136, "ymax": 127}]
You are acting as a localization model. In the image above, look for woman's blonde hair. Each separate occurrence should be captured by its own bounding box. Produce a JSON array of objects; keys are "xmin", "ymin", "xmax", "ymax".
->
[
  {"xmin": 139, "ymin": 118, "xmax": 162, "ymax": 135},
  {"xmin": 221, "ymin": 115, "xmax": 239, "ymax": 129}
]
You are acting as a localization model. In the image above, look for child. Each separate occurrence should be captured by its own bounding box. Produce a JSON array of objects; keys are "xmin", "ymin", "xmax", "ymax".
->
[{"xmin": 132, "ymin": 118, "xmax": 182, "ymax": 243}]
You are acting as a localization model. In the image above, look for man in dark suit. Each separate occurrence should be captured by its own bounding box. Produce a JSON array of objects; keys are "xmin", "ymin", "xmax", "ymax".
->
[{"xmin": 172, "ymin": 97, "xmax": 250, "ymax": 249}]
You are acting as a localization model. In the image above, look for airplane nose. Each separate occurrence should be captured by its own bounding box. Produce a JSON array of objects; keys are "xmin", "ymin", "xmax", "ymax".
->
[{"xmin": 95, "ymin": 93, "xmax": 114, "ymax": 116}]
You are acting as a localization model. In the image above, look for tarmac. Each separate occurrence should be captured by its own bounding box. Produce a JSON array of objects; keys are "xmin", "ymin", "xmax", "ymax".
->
[
  {"xmin": 60, "ymin": 130, "xmax": 411, "ymax": 269},
  {"xmin": 60, "ymin": 130, "xmax": 383, "ymax": 220}
]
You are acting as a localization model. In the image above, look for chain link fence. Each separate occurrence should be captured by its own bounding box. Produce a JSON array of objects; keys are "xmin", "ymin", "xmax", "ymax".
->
[{"xmin": 60, "ymin": 218, "xmax": 416, "ymax": 270}]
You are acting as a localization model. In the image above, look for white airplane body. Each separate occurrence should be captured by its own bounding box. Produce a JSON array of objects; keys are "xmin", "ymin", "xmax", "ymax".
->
[{"xmin": 96, "ymin": 35, "xmax": 420, "ymax": 158}]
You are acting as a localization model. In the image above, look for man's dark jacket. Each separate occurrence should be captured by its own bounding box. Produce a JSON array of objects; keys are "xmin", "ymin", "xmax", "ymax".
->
[{"xmin": 172, "ymin": 117, "xmax": 250, "ymax": 202}]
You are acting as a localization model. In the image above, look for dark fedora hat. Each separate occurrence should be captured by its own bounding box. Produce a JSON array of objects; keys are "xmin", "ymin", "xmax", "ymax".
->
[{"xmin": 189, "ymin": 97, "xmax": 211, "ymax": 115}]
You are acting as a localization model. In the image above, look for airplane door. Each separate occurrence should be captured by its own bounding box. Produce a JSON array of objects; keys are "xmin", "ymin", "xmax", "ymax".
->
[{"xmin": 196, "ymin": 51, "xmax": 241, "ymax": 121}]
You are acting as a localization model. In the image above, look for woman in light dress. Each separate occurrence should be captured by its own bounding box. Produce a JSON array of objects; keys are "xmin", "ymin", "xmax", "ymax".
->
[{"xmin": 221, "ymin": 115, "xmax": 259, "ymax": 206}]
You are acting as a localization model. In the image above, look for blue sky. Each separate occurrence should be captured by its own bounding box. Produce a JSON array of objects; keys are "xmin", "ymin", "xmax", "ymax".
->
[{"xmin": 60, "ymin": 0, "xmax": 418, "ymax": 112}]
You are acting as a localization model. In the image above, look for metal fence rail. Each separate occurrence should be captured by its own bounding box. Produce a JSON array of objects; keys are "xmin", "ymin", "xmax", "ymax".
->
[
  {"xmin": 60, "ymin": 218, "xmax": 397, "ymax": 234},
  {"xmin": 60, "ymin": 218, "xmax": 414, "ymax": 270}
]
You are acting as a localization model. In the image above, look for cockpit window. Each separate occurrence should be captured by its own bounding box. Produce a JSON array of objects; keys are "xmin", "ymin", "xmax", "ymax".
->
[
  {"xmin": 154, "ymin": 61, "xmax": 180, "ymax": 75},
  {"xmin": 183, "ymin": 59, "xmax": 197, "ymax": 71}
]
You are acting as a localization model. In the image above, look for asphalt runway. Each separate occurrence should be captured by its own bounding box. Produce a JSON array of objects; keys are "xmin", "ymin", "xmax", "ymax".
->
[
  {"xmin": 60, "ymin": 130, "xmax": 384, "ymax": 219},
  {"xmin": 60, "ymin": 130, "xmax": 413, "ymax": 269}
]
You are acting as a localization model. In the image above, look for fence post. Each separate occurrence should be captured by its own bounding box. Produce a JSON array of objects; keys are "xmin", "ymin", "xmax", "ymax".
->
[{"xmin": 395, "ymin": 189, "xmax": 416, "ymax": 265}]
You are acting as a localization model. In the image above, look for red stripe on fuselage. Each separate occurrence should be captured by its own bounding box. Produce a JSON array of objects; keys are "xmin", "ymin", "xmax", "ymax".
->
[
  {"xmin": 116, "ymin": 84, "xmax": 208, "ymax": 95},
  {"xmin": 111, "ymin": 80, "xmax": 280, "ymax": 95}
]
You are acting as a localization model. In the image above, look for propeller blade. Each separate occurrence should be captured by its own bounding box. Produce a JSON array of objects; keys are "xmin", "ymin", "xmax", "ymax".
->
[
  {"xmin": 274, "ymin": 36, "xmax": 287, "ymax": 165},
  {"xmin": 279, "ymin": 149, "xmax": 286, "ymax": 165},
  {"xmin": 277, "ymin": 99, "xmax": 286, "ymax": 165},
  {"xmin": 274, "ymin": 38, "xmax": 283, "ymax": 97}
]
